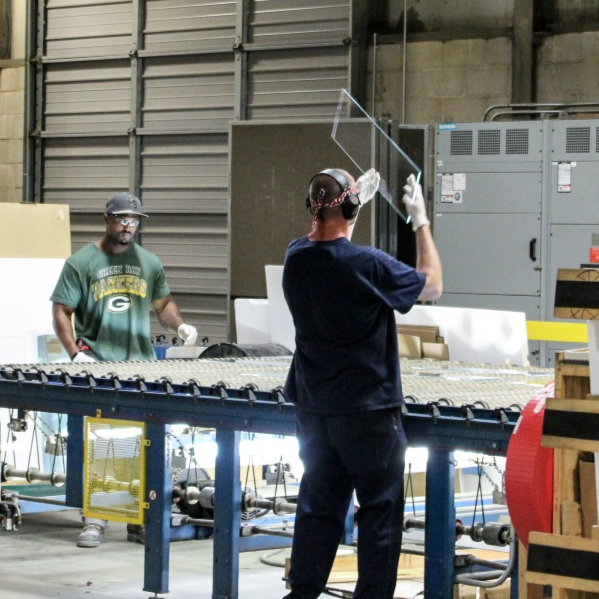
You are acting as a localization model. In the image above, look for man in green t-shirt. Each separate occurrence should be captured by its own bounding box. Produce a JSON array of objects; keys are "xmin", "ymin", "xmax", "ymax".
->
[{"xmin": 51, "ymin": 192, "xmax": 198, "ymax": 548}]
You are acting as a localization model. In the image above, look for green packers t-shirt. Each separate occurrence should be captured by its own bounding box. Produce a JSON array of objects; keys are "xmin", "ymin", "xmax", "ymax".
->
[{"xmin": 50, "ymin": 243, "xmax": 171, "ymax": 361}]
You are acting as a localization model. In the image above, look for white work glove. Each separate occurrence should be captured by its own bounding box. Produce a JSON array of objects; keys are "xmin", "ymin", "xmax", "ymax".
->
[
  {"xmin": 178, "ymin": 324, "xmax": 198, "ymax": 347},
  {"xmin": 402, "ymin": 174, "xmax": 430, "ymax": 232},
  {"xmin": 356, "ymin": 168, "xmax": 380, "ymax": 205},
  {"xmin": 72, "ymin": 352, "xmax": 96, "ymax": 364}
]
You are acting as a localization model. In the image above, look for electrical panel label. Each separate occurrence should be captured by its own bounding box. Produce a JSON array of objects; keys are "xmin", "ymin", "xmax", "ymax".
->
[
  {"xmin": 557, "ymin": 162, "xmax": 572, "ymax": 193},
  {"xmin": 440, "ymin": 173, "xmax": 465, "ymax": 203}
]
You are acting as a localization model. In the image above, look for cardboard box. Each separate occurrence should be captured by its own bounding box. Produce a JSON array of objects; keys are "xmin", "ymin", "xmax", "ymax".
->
[
  {"xmin": 580, "ymin": 458, "xmax": 598, "ymax": 539},
  {"xmin": 398, "ymin": 334, "xmax": 421, "ymax": 359},
  {"xmin": 397, "ymin": 324, "xmax": 449, "ymax": 361},
  {"xmin": 422, "ymin": 341, "xmax": 450, "ymax": 361},
  {"xmin": 397, "ymin": 324, "xmax": 439, "ymax": 344},
  {"xmin": 0, "ymin": 203, "xmax": 71, "ymax": 258}
]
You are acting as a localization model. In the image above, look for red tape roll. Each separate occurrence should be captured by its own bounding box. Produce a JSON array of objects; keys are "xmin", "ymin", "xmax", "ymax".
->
[{"xmin": 505, "ymin": 382, "xmax": 554, "ymax": 548}]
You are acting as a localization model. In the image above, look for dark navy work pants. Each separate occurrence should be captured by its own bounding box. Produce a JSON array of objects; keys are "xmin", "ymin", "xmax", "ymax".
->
[{"xmin": 284, "ymin": 406, "xmax": 407, "ymax": 599}]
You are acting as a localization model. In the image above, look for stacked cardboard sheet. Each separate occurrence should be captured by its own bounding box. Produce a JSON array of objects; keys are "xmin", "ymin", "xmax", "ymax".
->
[{"xmin": 397, "ymin": 324, "xmax": 449, "ymax": 361}]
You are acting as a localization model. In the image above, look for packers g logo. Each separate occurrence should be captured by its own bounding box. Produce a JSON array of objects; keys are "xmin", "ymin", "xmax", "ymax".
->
[{"xmin": 108, "ymin": 295, "xmax": 131, "ymax": 313}]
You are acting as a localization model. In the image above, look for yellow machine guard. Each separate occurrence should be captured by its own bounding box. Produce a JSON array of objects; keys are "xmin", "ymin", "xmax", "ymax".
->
[{"xmin": 83, "ymin": 417, "xmax": 146, "ymax": 524}]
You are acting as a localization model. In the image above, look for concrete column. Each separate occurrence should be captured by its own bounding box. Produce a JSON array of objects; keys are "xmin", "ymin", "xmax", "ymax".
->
[
  {"xmin": 512, "ymin": 0, "xmax": 534, "ymax": 103},
  {"xmin": 0, "ymin": 0, "xmax": 8, "ymax": 59}
]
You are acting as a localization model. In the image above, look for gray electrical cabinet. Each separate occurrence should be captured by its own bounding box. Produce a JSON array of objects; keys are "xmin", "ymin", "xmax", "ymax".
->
[
  {"xmin": 434, "ymin": 119, "xmax": 599, "ymax": 366},
  {"xmin": 545, "ymin": 120, "xmax": 599, "ymax": 365}
]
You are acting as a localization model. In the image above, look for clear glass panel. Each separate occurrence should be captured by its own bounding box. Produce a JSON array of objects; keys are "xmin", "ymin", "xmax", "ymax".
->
[{"xmin": 332, "ymin": 89, "xmax": 422, "ymax": 222}]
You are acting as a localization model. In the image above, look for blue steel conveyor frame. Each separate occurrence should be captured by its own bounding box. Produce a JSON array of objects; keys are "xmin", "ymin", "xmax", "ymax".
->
[{"xmin": 0, "ymin": 360, "xmax": 548, "ymax": 599}]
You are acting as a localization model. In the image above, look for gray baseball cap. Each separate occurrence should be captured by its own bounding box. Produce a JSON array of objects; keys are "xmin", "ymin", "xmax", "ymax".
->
[{"xmin": 105, "ymin": 193, "xmax": 148, "ymax": 218}]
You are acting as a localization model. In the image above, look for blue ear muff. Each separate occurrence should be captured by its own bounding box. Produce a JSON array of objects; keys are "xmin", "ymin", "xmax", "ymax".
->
[{"xmin": 307, "ymin": 169, "xmax": 361, "ymax": 220}]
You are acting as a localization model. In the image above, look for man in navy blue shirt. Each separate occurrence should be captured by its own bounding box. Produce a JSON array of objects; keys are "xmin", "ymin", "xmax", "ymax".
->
[{"xmin": 282, "ymin": 169, "xmax": 442, "ymax": 599}]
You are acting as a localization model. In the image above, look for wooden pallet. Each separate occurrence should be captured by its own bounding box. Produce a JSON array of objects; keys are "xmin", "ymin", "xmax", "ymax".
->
[{"xmin": 524, "ymin": 354, "xmax": 599, "ymax": 599}]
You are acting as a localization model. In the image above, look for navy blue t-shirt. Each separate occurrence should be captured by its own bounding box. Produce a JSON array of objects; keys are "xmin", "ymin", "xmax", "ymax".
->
[{"xmin": 282, "ymin": 236, "xmax": 426, "ymax": 414}]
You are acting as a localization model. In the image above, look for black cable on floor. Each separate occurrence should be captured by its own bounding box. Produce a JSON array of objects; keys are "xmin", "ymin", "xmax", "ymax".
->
[{"xmin": 259, "ymin": 547, "xmax": 288, "ymax": 568}]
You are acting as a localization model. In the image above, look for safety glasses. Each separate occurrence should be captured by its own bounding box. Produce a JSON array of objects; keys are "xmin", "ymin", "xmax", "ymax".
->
[{"xmin": 112, "ymin": 216, "xmax": 140, "ymax": 227}]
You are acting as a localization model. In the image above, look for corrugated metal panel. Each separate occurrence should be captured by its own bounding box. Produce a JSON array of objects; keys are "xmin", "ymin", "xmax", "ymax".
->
[
  {"xmin": 142, "ymin": 221, "xmax": 228, "ymax": 270},
  {"xmin": 246, "ymin": 47, "xmax": 349, "ymax": 119},
  {"xmin": 44, "ymin": 61, "xmax": 131, "ymax": 134},
  {"xmin": 140, "ymin": 215, "xmax": 228, "ymax": 295},
  {"xmin": 150, "ymin": 292, "xmax": 228, "ymax": 345},
  {"xmin": 46, "ymin": 0, "xmax": 133, "ymax": 60},
  {"xmin": 142, "ymin": 55, "xmax": 235, "ymax": 131},
  {"xmin": 42, "ymin": 137, "xmax": 130, "ymax": 210},
  {"xmin": 139, "ymin": 136, "xmax": 229, "ymax": 336},
  {"xmin": 144, "ymin": 252, "xmax": 228, "ymax": 295},
  {"xmin": 144, "ymin": 0, "xmax": 237, "ymax": 54},
  {"xmin": 249, "ymin": 0, "xmax": 351, "ymax": 45},
  {"xmin": 139, "ymin": 134, "xmax": 229, "ymax": 212},
  {"xmin": 68, "ymin": 219, "xmax": 105, "ymax": 254}
]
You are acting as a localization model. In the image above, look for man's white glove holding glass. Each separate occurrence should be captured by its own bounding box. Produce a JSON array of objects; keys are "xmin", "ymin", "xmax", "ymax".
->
[
  {"xmin": 356, "ymin": 168, "xmax": 380, "ymax": 206},
  {"xmin": 178, "ymin": 324, "xmax": 198, "ymax": 346},
  {"xmin": 402, "ymin": 174, "xmax": 430, "ymax": 232}
]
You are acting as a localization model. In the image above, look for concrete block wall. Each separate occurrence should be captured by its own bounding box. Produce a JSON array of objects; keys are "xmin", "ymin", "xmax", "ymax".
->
[
  {"xmin": 0, "ymin": 66, "xmax": 24, "ymax": 203},
  {"xmin": 367, "ymin": 36, "xmax": 513, "ymax": 128},
  {"xmin": 536, "ymin": 31, "xmax": 599, "ymax": 107},
  {"xmin": 368, "ymin": 30, "xmax": 599, "ymax": 127},
  {"xmin": 555, "ymin": 0, "xmax": 599, "ymax": 23}
]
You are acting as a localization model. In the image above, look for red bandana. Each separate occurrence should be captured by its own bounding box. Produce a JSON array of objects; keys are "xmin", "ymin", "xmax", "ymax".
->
[{"xmin": 309, "ymin": 185, "xmax": 358, "ymax": 231}]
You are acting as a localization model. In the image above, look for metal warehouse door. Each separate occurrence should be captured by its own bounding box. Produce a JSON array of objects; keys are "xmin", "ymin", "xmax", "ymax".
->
[{"xmin": 24, "ymin": 0, "xmax": 367, "ymax": 344}]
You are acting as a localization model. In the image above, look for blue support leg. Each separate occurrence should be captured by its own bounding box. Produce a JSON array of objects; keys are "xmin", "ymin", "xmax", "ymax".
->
[
  {"xmin": 143, "ymin": 423, "xmax": 171, "ymax": 596},
  {"xmin": 65, "ymin": 415, "xmax": 83, "ymax": 507},
  {"xmin": 424, "ymin": 448, "xmax": 456, "ymax": 599},
  {"xmin": 212, "ymin": 428, "xmax": 241, "ymax": 599}
]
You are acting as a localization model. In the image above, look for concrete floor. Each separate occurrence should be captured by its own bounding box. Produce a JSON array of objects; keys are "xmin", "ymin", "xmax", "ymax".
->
[{"xmin": 0, "ymin": 509, "xmax": 293, "ymax": 599}]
